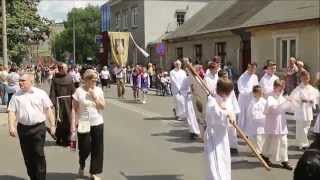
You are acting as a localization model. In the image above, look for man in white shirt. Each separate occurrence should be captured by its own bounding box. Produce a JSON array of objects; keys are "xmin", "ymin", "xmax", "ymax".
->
[
  {"xmin": 170, "ymin": 60, "xmax": 187, "ymax": 120},
  {"xmin": 113, "ymin": 65, "xmax": 125, "ymax": 98},
  {"xmin": 100, "ymin": 66, "xmax": 111, "ymax": 90},
  {"xmin": 237, "ymin": 63, "xmax": 259, "ymax": 131},
  {"xmin": 260, "ymin": 62, "xmax": 279, "ymax": 97},
  {"xmin": 8, "ymin": 73, "xmax": 56, "ymax": 180}
]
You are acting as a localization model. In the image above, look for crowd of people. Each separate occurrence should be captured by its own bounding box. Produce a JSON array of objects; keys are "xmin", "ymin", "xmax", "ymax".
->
[
  {"xmin": 1, "ymin": 56, "xmax": 320, "ymax": 180},
  {"xmin": 169, "ymin": 56, "xmax": 320, "ymax": 180}
]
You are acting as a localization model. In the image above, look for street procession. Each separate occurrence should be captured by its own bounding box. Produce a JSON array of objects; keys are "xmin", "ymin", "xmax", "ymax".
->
[{"xmin": 0, "ymin": 0, "xmax": 320, "ymax": 180}]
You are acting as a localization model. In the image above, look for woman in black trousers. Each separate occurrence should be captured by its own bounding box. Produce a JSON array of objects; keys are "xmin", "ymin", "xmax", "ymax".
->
[{"xmin": 71, "ymin": 69, "xmax": 106, "ymax": 180}]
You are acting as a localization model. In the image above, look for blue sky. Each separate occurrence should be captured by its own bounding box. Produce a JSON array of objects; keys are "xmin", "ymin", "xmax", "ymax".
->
[{"xmin": 37, "ymin": 0, "xmax": 107, "ymax": 22}]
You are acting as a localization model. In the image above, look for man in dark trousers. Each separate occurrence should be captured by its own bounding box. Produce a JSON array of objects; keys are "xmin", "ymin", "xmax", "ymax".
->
[
  {"xmin": 50, "ymin": 63, "xmax": 75, "ymax": 146},
  {"xmin": 8, "ymin": 73, "xmax": 56, "ymax": 180}
]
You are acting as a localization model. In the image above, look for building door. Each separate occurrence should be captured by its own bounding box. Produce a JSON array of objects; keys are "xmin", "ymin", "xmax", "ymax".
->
[{"xmin": 241, "ymin": 40, "xmax": 251, "ymax": 72}]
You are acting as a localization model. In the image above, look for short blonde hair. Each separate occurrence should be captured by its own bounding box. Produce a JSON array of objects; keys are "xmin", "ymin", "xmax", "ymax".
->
[{"xmin": 83, "ymin": 69, "xmax": 97, "ymax": 80}]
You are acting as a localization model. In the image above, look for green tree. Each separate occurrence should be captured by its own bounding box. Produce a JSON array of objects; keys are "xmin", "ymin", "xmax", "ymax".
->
[
  {"xmin": 0, "ymin": 0, "xmax": 51, "ymax": 65},
  {"xmin": 52, "ymin": 6, "xmax": 101, "ymax": 64}
]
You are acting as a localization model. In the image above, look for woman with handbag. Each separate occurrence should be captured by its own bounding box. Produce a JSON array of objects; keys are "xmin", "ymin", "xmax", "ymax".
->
[{"xmin": 71, "ymin": 69, "xmax": 105, "ymax": 180}]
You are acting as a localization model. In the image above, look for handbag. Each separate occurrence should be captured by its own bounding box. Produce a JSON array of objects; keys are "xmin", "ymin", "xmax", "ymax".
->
[{"xmin": 77, "ymin": 116, "xmax": 91, "ymax": 133}]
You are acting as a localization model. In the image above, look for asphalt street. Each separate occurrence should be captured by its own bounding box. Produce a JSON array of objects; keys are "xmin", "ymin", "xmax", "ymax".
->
[{"xmin": 0, "ymin": 84, "xmax": 303, "ymax": 180}]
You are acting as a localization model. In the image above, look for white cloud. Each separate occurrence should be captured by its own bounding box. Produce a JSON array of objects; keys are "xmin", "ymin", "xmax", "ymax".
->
[{"xmin": 38, "ymin": 0, "xmax": 107, "ymax": 22}]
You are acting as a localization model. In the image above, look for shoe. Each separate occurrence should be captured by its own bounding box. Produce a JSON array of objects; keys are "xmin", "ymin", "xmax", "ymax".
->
[
  {"xmin": 230, "ymin": 148, "xmax": 239, "ymax": 155},
  {"xmin": 142, "ymin": 100, "xmax": 146, "ymax": 104},
  {"xmin": 281, "ymin": 162, "xmax": 293, "ymax": 170},
  {"xmin": 78, "ymin": 168, "xmax": 84, "ymax": 177},
  {"xmin": 90, "ymin": 174, "xmax": 101, "ymax": 180},
  {"xmin": 299, "ymin": 146, "xmax": 308, "ymax": 151},
  {"xmin": 189, "ymin": 133, "xmax": 198, "ymax": 140},
  {"xmin": 261, "ymin": 155, "xmax": 272, "ymax": 167}
]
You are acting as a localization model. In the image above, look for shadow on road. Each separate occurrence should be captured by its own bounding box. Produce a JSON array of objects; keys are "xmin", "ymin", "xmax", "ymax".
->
[
  {"xmin": 47, "ymin": 173, "xmax": 89, "ymax": 180},
  {"xmin": 172, "ymin": 146, "xmax": 203, "ymax": 153},
  {"xmin": 231, "ymin": 160, "xmax": 261, "ymax": 169},
  {"xmin": 0, "ymin": 176, "xmax": 24, "ymax": 180},
  {"xmin": 144, "ymin": 117, "xmax": 176, "ymax": 121},
  {"xmin": 120, "ymin": 171, "xmax": 183, "ymax": 180},
  {"xmin": 0, "ymin": 173, "xmax": 87, "ymax": 180}
]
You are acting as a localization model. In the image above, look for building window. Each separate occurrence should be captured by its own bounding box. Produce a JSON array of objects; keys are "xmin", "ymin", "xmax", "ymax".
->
[
  {"xmin": 215, "ymin": 42, "xmax": 226, "ymax": 66},
  {"xmin": 176, "ymin": 12, "xmax": 185, "ymax": 26},
  {"xmin": 176, "ymin": 47, "xmax": 183, "ymax": 59},
  {"xmin": 280, "ymin": 38, "xmax": 297, "ymax": 68},
  {"xmin": 194, "ymin": 44, "xmax": 202, "ymax": 63},
  {"xmin": 131, "ymin": 6, "xmax": 138, "ymax": 27},
  {"xmin": 115, "ymin": 12, "xmax": 121, "ymax": 29},
  {"xmin": 122, "ymin": 9, "xmax": 129, "ymax": 29}
]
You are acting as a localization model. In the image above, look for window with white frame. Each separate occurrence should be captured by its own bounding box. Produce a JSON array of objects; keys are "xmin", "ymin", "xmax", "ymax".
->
[
  {"xmin": 115, "ymin": 12, "xmax": 121, "ymax": 29},
  {"xmin": 122, "ymin": 9, "xmax": 129, "ymax": 29},
  {"xmin": 176, "ymin": 12, "xmax": 185, "ymax": 26},
  {"xmin": 280, "ymin": 38, "xmax": 297, "ymax": 68},
  {"xmin": 131, "ymin": 6, "xmax": 138, "ymax": 27}
]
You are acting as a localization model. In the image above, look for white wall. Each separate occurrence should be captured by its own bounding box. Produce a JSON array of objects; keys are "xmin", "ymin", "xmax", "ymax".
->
[
  {"xmin": 144, "ymin": 0, "xmax": 208, "ymax": 48},
  {"xmin": 251, "ymin": 23, "xmax": 320, "ymax": 76}
]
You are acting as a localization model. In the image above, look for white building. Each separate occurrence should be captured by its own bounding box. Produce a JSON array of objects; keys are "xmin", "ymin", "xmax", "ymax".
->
[{"xmin": 108, "ymin": 0, "xmax": 210, "ymax": 66}]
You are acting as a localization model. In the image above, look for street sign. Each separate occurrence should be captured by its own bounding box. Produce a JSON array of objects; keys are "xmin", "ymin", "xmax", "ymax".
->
[
  {"xmin": 95, "ymin": 35, "xmax": 103, "ymax": 44},
  {"xmin": 156, "ymin": 43, "xmax": 166, "ymax": 56}
]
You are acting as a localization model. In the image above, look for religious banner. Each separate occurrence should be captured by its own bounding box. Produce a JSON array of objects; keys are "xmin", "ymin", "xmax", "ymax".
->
[{"xmin": 109, "ymin": 32, "xmax": 130, "ymax": 66}]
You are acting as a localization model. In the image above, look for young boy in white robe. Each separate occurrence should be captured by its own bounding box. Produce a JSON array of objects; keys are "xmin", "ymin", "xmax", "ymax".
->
[
  {"xmin": 170, "ymin": 60, "xmax": 187, "ymax": 120},
  {"xmin": 218, "ymin": 70, "xmax": 241, "ymax": 154},
  {"xmin": 259, "ymin": 62, "xmax": 279, "ymax": 97},
  {"xmin": 290, "ymin": 70, "xmax": 320, "ymax": 149},
  {"xmin": 261, "ymin": 79, "xmax": 293, "ymax": 170},
  {"xmin": 205, "ymin": 79, "xmax": 235, "ymax": 180},
  {"xmin": 246, "ymin": 85, "xmax": 266, "ymax": 154}
]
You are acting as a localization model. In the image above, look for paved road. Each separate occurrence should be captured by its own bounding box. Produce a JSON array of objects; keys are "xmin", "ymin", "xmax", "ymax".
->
[{"xmin": 0, "ymin": 84, "xmax": 303, "ymax": 180}]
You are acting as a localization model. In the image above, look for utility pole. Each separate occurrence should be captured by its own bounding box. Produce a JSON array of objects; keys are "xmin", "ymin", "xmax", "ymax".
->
[
  {"xmin": 2, "ymin": 0, "xmax": 8, "ymax": 67},
  {"xmin": 72, "ymin": 0, "xmax": 76, "ymax": 64}
]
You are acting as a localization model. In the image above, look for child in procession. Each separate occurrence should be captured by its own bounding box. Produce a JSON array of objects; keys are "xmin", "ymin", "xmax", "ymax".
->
[
  {"xmin": 246, "ymin": 85, "xmax": 267, "ymax": 154},
  {"xmin": 205, "ymin": 78, "xmax": 236, "ymax": 180},
  {"xmin": 261, "ymin": 79, "xmax": 293, "ymax": 170},
  {"xmin": 138, "ymin": 67, "xmax": 150, "ymax": 104}
]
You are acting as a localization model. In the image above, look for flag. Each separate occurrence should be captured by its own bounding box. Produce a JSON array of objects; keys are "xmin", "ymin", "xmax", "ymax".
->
[{"xmin": 109, "ymin": 32, "xmax": 130, "ymax": 66}]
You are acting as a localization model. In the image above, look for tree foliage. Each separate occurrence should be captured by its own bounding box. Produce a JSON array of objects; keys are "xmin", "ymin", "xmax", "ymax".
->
[
  {"xmin": 52, "ymin": 5, "xmax": 101, "ymax": 64},
  {"xmin": 0, "ymin": 0, "xmax": 51, "ymax": 65}
]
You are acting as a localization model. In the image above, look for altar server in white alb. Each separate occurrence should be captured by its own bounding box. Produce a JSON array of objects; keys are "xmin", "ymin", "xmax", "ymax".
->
[
  {"xmin": 290, "ymin": 70, "xmax": 320, "ymax": 150},
  {"xmin": 313, "ymin": 74, "xmax": 320, "ymax": 135},
  {"xmin": 205, "ymin": 79, "xmax": 235, "ymax": 180},
  {"xmin": 170, "ymin": 60, "xmax": 187, "ymax": 120},
  {"xmin": 237, "ymin": 63, "xmax": 259, "ymax": 130},
  {"xmin": 204, "ymin": 56, "xmax": 221, "ymax": 95},
  {"xmin": 218, "ymin": 70, "xmax": 240, "ymax": 154},
  {"xmin": 261, "ymin": 79, "xmax": 293, "ymax": 170},
  {"xmin": 259, "ymin": 62, "xmax": 279, "ymax": 97},
  {"xmin": 181, "ymin": 61, "xmax": 201, "ymax": 139},
  {"xmin": 246, "ymin": 85, "xmax": 266, "ymax": 154}
]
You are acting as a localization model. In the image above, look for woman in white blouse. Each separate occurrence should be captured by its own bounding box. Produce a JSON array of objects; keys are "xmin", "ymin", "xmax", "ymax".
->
[{"xmin": 71, "ymin": 69, "xmax": 105, "ymax": 180}]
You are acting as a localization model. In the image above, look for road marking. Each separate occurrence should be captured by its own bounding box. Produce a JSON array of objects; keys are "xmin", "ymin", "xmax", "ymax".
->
[{"xmin": 107, "ymin": 98, "xmax": 162, "ymax": 118}]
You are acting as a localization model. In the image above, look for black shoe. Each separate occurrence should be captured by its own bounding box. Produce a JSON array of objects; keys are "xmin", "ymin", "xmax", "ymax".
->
[
  {"xmin": 281, "ymin": 162, "xmax": 293, "ymax": 170},
  {"xmin": 261, "ymin": 155, "xmax": 272, "ymax": 167},
  {"xmin": 230, "ymin": 148, "xmax": 239, "ymax": 155},
  {"xmin": 189, "ymin": 133, "xmax": 198, "ymax": 140}
]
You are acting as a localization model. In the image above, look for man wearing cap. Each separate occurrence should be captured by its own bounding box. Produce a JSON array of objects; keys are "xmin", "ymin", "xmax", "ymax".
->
[
  {"xmin": 170, "ymin": 60, "xmax": 187, "ymax": 120},
  {"xmin": 8, "ymin": 73, "xmax": 56, "ymax": 180}
]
